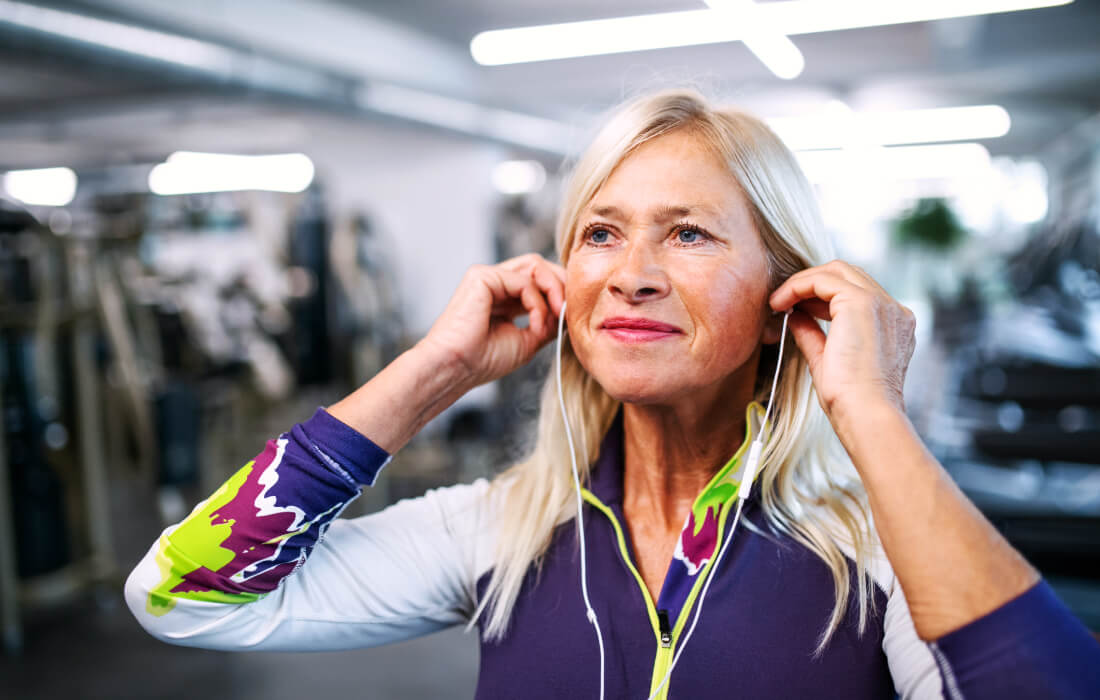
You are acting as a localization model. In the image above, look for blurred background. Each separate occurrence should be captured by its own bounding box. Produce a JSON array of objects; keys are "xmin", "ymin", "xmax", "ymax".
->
[{"xmin": 0, "ymin": 0, "xmax": 1098, "ymax": 697}]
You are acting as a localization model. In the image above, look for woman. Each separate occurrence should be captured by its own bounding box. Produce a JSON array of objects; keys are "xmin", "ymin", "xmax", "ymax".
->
[{"xmin": 126, "ymin": 90, "xmax": 1099, "ymax": 698}]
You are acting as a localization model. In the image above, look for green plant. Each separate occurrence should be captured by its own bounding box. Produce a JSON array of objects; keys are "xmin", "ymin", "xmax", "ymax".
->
[{"xmin": 891, "ymin": 198, "xmax": 968, "ymax": 251}]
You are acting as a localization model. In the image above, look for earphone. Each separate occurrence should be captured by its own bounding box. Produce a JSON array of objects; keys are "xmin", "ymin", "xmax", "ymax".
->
[{"xmin": 555, "ymin": 301, "xmax": 791, "ymax": 700}]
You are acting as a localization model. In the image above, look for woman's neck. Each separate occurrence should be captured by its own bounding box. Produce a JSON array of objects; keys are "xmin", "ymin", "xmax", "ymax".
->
[{"xmin": 620, "ymin": 377, "xmax": 755, "ymax": 533}]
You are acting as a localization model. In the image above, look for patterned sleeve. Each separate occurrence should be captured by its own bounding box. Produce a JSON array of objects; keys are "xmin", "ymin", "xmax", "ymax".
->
[
  {"xmin": 125, "ymin": 408, "xmax": 495, "ymax": 652},
  {"xmin": 138, "ymin": 407, "xmax": 390, "ymax": 616}
]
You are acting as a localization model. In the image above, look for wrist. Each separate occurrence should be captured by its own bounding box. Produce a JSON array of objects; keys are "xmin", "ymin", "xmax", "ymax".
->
[
  {"xmin": 829, "ymin": 395, "xmax": 915, "ymax": 472},
  {"xmin": 828, "ymin": 389, "xmax": 906, "ymax": 437},
  {"xmin": 409, "ymin": 338, "xmax": 478, "ymax": 398},
  {"xmin": 326, "ymin": 342, "xmax": 473, "ymax": 454}
]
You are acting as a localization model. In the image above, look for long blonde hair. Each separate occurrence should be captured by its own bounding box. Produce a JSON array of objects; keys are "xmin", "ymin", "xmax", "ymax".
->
[{"xmin": 471, "ymin": 89, "xmax": 877, "ymax": 654}]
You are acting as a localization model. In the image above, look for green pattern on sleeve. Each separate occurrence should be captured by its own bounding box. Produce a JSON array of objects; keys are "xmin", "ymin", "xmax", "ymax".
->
[{"xmin": 146, "ymin": 462, "xmax": 262, "ymax": 616}]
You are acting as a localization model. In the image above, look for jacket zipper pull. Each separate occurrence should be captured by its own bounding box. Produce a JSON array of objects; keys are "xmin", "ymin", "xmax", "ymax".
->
[{"xmin": 657, "ymin": 609, "xmax": 672, "ymax": 648}]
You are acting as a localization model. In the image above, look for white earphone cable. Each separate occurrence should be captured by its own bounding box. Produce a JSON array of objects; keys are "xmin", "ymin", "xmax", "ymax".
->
[{"xmin": 556, "ymin": 301, "xmax": 607, "ymax": 700}]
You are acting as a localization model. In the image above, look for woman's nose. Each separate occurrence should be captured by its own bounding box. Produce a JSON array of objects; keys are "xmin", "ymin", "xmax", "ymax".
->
[{"xmin": 606, "ymin": 239, "xmax": 670, "ymax": 302}]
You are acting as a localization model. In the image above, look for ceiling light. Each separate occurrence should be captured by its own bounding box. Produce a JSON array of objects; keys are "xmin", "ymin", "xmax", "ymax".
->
[
  {"xmin": 470, "ymin": 0, "xmax": 1072, "ymax": 65},
  {"xmin": 148, "ymin": 152, "xmax": 315, "ymax": 195},
  {"xmin": 492, "ymin": 160, "xmax": 546, "ymax": 195},
  {"xmin": 795, "ymin": 143, "xmax": 992, "ymax": 183},
  {"xmin": 2, "ymin": 167, "xmax": 77, "ymax": 206},
  {"xmin": 704, "ymin": 0, "xmax": 804, "ymax": 79},
  {"xmin": 0, "ymin": 0, "xmax": 234, "ymax": 70},
  {"xmin": 768, "ymin": 104, "xmax": 1011, "ymax": 150}
]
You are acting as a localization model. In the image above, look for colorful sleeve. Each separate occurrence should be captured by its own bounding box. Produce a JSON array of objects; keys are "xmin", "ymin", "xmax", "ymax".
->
[
  {"xmin": 927, "ymin": 579, "xmax": 1100, "ymax": 699},
  {"xmin": 141, "ymin": 407, "xmax": 391, "ymax": 617}
]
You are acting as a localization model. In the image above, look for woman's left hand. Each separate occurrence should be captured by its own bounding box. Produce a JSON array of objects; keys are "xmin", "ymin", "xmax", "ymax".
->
[{"xmin": 768, "ymin": 260, "xmax": 917, "ymax": 428}]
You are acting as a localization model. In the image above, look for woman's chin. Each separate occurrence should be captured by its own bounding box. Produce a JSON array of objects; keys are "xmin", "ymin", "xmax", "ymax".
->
[{"xmin": 595, "ymin": 375, "xmax": 689, "ymax": 406}]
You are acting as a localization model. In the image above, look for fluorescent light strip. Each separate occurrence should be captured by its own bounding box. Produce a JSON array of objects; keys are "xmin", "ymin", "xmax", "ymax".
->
[
  {"xmin": 0, "ymin": 0, "xmax": 234, "ymax": 70},
  {"xmin": 705, "ymin": 0, "xmax": 804, "ymax": 79},
  {"xmin": 795, "ymin": 143, "xmax": 992, "ymax": 183},
  {"xmin": 768, "ymin": 105, "xmax": 1011, "ymax": 150},
  {"xmin": 148, "ymin": 152, "xmax": 315, "ymax": 195},
  {"xmin": 492, "ymin": 160, "xmax": 547, "ymax": 195},
  {"xmin": 2, "ymin": 167, "xmax": 78, "ymax": 206},
  {"xmin": 470, "ymin": 0, "xmax": 1073, "ymax": 65}
]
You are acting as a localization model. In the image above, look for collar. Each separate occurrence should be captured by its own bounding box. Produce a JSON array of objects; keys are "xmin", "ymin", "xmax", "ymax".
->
[{"xmin": 585, "ymin": 400, "xmax": 767, "ymax": 514}]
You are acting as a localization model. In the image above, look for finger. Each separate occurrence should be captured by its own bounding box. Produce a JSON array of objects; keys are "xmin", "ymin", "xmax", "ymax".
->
[
  {"xmin": 531, "ymin": 263, "xmax": 566, "ymax": 316},
  {"xmin": 503, "ymin": 270, "xmax": 549, "ymax": 336},
  {"xmin": 818, "ymin": 260, "xmax": 877, "ymax": 290},
  {"xmin": 769, "ymin": 268, "xmax": 866, "ymax": 313},
  {"xmin": 775, "ymin": 261, "xmax": 871, "ymax": 301},
  {"xmin": 493, "ymin": 257, "xmax": 564, "ymax": 328},
  {"xmin": 793, "ymin": 298, "xmax": 832, "ymax": 322},
  {"xmin": 840, "ymin": 262, "xmax": 888, "ymax": 296},
  {"xmin": 498, "ymin": 253, "xmax": 547, "ymax": 276},
  {"xmin": 786, "ymin": 310, "xmax": 826, "ymax": 378},
  {"xmin": 499, "ymin": 254, "xmax": 565, "ymax": 285}
]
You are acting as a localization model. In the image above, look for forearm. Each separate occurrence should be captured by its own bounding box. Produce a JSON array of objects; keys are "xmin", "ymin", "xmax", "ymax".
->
[
  {"xmin": 326, "ymin": 342, "xmax": 474, "ymax": 454},
  {"xmin": 127, "ymin": 409, "xmax": 391, "ymax": 622},
  {"xmin": 832, "ymin": 400, "xmax": 1039, "ymax": 640}
]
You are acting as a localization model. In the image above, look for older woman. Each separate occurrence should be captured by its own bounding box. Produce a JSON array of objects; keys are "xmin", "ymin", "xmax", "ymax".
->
[{"xmin": 126, "ymin": 90, "xmax": 1099, "ymax": 699}]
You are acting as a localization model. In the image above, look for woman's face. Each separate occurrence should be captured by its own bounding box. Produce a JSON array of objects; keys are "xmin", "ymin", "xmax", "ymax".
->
[{"xmin": 565, "ymin": 128, "xmax": 779, "ymax": 406}]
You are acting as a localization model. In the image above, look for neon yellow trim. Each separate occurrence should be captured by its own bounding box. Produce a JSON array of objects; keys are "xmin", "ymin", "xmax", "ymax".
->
[
  {"xmin": 688, "ymin": 401, "xmax": 764, "ymax": 532},
  {"xmin": 650, "ymin": 645, "xmax": 674, "ymax": 699},
  {"xmin": 580, "ymin": 490, "xmax": 661, "ymax": 643}
]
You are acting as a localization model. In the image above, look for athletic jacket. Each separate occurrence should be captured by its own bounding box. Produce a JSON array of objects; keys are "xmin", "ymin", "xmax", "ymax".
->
[{"xmin": 125, "ymin": 403, "xmax": 1100, "ymax": 699}]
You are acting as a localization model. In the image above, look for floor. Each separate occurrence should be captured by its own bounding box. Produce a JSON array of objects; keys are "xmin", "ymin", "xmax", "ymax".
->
[{"xmin": 0, "ymin": 585, "xmax": 479, "ymax": 700}]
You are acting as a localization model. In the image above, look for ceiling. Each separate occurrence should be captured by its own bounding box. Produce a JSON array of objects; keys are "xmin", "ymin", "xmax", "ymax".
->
[{"xmin": 0, "ymin": 0, "xmax": 1098, "ymax": 169}]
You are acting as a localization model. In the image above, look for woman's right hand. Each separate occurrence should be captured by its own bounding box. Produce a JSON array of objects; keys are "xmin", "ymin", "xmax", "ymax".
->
[{"xmin": 416, "ymin": 254, "xmax": 566, "ymax": 390}]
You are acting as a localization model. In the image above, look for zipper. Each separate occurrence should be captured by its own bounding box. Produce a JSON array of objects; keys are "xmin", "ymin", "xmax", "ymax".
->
[
  {"xmin": 657, "ymin": 609, "xmax": 672, "ymax": 647},
  {"xmin": 581, "ymin": 487, "xmax": 739, "ymax": 700},
  {"xmin": 651, "ymin": 609, "xmax": 675, "ymax": 699}
]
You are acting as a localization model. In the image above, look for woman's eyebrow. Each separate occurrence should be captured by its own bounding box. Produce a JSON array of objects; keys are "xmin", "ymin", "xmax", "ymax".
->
[
  {"xmin": 586, "ymin": 204, "xmax": 717, "ymax": 222},
  {"xmin": 589, "ymin": 204, "xmax": 626, "ymax": 219},
  {"xmin": 653, "ymin": 204, "xmax": 702, "ymax": 222}
]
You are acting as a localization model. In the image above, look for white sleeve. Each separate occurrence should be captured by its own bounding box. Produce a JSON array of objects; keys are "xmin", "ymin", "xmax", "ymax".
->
[
  {"xmin": 880, "ymin": 572, "xmax": 946, "ymax": 699},
  {"xmin": 124, "ymin": 478, "xmax": 497, "ymax": 652},
  {"xmin": 832, "ymin": 523, "xmax": 944, "ymax": 699}
]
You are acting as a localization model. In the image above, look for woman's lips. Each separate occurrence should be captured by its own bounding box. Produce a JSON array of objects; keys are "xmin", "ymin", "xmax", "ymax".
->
[
  {"xmin": 603, "ymin": 328, "xmax": 680, "ymax": 342},
  {"xmin": 600, "ymin": 317, "xmax": 682, "ymax": 343}
]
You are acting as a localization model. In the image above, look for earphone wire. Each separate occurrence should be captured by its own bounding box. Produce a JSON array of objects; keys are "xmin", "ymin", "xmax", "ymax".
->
[
  {"xmin": 759, "ymin": 309, "xmax": 791, "ymax": 435},
  {"xmin": 646, "ymin": 310, "xmax": 790, "ymax": 700},
  {"xmin": 556, "ymin": 301, "xmax": 607, "ymax": 700}
]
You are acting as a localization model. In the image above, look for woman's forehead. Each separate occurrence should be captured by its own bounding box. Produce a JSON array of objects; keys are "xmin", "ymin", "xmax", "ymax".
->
[{"xmin": 580, "ymin": 132, "xmax": 748, "ymax": 221}]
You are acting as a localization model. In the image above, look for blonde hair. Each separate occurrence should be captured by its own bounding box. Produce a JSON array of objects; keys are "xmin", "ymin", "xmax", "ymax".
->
[{"xmin": 470, "ymin": 89, "xmax": 878, "ymax": 654}]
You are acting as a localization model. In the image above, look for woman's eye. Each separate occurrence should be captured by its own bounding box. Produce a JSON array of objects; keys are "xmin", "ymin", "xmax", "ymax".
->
[
  {"xmin": 588, "ymin": 228, "xmax": 610, "ymax": 244},
  {"xmin": 676, "ymin": 227, "xmax": 706, "ymax": 244}
]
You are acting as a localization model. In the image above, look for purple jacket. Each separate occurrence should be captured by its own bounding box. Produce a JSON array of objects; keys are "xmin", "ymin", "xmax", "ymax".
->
[{"xmin": 125, "ymin": 406, "xmax": 1100, "ymax": 699}]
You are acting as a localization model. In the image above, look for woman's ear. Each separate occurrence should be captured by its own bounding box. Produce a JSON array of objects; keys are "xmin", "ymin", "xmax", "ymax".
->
[{"xmin": 762, "ymin": 312, "xmax": 783, "ymax": 345}]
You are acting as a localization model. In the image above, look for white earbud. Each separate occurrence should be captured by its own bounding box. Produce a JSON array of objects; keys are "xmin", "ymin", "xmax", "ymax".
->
[{"xmin": 557, "ymin": 303, "xmax": 791, "ymax": 700}]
